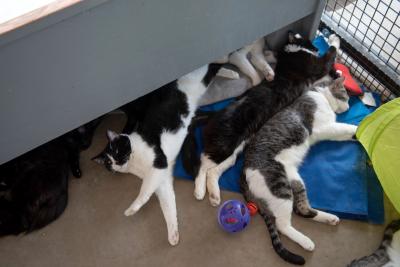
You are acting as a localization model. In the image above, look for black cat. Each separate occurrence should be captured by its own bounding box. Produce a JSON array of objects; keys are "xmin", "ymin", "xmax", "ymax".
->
[
  {"xmin": 0, "ymin": 118, "xmax": 101, "ymax": 236},
  {"xmin": 187, "ymin": 32, "xmax": 339, "ymax": 205}
]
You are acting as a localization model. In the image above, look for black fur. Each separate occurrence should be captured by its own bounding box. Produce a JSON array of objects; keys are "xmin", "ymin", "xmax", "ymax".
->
[
  {"xmin": 182, "ymin": 32, "xmax": 337, "ymax": 175},
  {"xmin": 181, "ymin": 110, "xmax": 217, "ymax": 177},
  {"xmin": 0, "ymin": 118, "xmax": 101, "ymax": 236},
  {"xmin": 93, "ymin": 64, "xmax": 223, "ymax": 170}
]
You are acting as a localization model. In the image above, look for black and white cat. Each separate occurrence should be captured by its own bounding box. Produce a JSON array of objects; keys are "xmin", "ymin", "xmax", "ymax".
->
[
  {"xmin": 92, "ymin": 64, "xmax": 222, "ymax": 246},
  {"xmin": 348, "ymin": 220, "xmax": 400, "ymax": 267},
  {"xmin": 0, "ymin": 118, "xmax": 101, "ymax": 236},
  {"xmin": 191, "ymin": 33, "xmax": 340, "ymax": 206},
  {"xmin": 240, "ymin": 76, "xmax": 355, "ymax": 265}
]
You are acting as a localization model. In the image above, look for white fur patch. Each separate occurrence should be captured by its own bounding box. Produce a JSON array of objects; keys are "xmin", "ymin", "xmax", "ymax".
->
[
  {"xmin": 284, "ymin": 44, "xmax": 318, "ymax": 56},
  {"xmin": 275, "ymin": 141, "xmax": 309, "ymax": 170},
  {"xmin": 385, "ymin": 230, "xmax": 400, "ymax": 267}
]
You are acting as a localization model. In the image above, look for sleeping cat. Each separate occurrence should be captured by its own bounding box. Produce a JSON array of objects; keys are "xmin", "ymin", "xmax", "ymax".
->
[
  {"xmin": 240, "ymin": 76, "xmax": 355, "ymax": 265},
  {"xmin": 214, "ymin": 37, "xmax": 275, "ymax": 85},
  {"xmin": 92, "ymin": 64, "xmax": 222, "ymax": 246},
  {"xmin": 348, "ymin": 220, "xmax": 400, "ymax": 267},
  {"xmin": 0, "ymin": 118, "xmax": 101, "ymax": 236},
  {"xmin": 191, "ymin": 32, "xmax": 340, "ymax": 206}
]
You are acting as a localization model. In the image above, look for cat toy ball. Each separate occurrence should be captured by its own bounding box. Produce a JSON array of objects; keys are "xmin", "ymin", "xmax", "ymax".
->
[
  {"xmin": 218, "ymin": 200, "xmax": 250, "ymax": 233},
  {"xmin": 246, "ymin": 202, "xmax": 258, "ymax": 216}
]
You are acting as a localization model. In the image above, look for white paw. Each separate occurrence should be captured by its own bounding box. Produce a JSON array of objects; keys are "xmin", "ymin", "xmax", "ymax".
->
[
  {"xmin": 206, "ymin": 170, "xmax": 221, "ymax": 206},
  {"xmin": 124, "ymin": 207, "xmax": 136, "ymax": 217},
  {"xmin": 349, "ymin": 125, "xmax": 358, "ymax": 135},
  {"xmin": 194, "ymin": 186, "xmax": 206, "ymax": 200},
  {"xmin": 194, "ymin": 178, "xmax": 206, "ymax": 200},
  {"xmin": 209, "ymin": 192, "xmax": 221, "ymax": 207},
  {"xmin": 327, "ymin": 214, "xmax": 340, "ymax": 225},
  {"xmin": 263, "ymin": 70, "xmax": 275, "ymax": 81},
  {"xmin": 300, "ymin": 237, "xmax": 315, "ymax": 251},
  {"xmin": 168, "ymin": 230, "xmax": 180, "ymax": 246},
  {"xmin": 328, "ymin": 34, "xmax": 340, "ymax": 50}
]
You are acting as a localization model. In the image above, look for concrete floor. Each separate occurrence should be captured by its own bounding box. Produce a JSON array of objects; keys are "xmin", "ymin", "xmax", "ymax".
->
[{"xmin": 0, "ymin": 115, "xmax": 398, "ymax": 267}]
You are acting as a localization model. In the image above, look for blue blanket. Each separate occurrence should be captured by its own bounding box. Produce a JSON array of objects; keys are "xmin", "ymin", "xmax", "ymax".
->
[{"xmin": 174, "ymin": 94, "xmax": 384, "ymax": 223}]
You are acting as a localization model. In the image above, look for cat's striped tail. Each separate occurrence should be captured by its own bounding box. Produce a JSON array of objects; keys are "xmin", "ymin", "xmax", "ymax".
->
[
  {"xmin": 261, "ymin": 212, "xmax": 305, "ymax": 265},
  {"xmin": 239, "ymin": 174, "xmax": 305, "ymax": 265},
  {"xmin": 347, "ymin": 219, "xmax": 400, "ymax": 267}
]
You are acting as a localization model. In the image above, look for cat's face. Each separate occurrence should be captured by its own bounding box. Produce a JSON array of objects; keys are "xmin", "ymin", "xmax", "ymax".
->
[
  {"xmin": 92, "ymin": 130, "xmax": 132, "ymax": 173},
  {"xmin": 327, "ymin": 76, "xmax": 350, "ymax": 113},
  {"xmin": 286, "ymin": 31, "xmax": 318, "ymax": 55}
]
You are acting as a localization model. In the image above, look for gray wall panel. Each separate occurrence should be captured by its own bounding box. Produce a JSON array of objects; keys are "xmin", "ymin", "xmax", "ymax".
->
[{"xmin": 0, "ymin": 0, "xmax": 323, "ymax": 163}]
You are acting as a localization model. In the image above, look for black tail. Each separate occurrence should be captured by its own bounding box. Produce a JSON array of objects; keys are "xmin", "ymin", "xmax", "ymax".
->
[
  {"xmin": 261, "ymin": 212, "xmax": 305, "ymax": 265},
  {"xmin": 239, "ymin": 174, "xmax": 305, "ymax": 265},
  {"xmin": 181, "ymin": 110, "xmax": 216, "ymax": 177}
]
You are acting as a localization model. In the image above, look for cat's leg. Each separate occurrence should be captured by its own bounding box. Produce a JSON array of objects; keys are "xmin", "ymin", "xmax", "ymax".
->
[
  {"xmin": 155, "ymin": 176, "xmax": 179, "ymax": 246},
  {"xmin": 287, "ymin": 167, "xmax": 340, "ymax": 225},
  {"xmin": 312, "ymin": 123, "xmax": 357, "ymax": 142},
  {"xmin": 69, "ymin": 150, "xmax": 82, "ymax": 178},
  {"xmin": 229, "ymin": 49, "xmax": 262, "ymax": 86},
  {"xmin": 124, "ymin": 168, "xmax": 165, "ymax": 216},
  {"xmin": 249, "ymin": 38, "xmax": 275, "ymax": 81},
  {"xmin": 216, "ymin": 68, "xmax": 240, "ymax": 80},
  {"xmin": 274, "ymin": 199, "xmax": 316, "ymax": 251},
  {"xmin": 264, "ymin": 50, "xmax": 277, "ymax": 64},
  {"xmin": 213, "ymin": 55, "xmax": 229, "ymax": 64},
  {"xmin": 206, "ymin": 142, "xmax": 245, "ymax": 206},
  {"xmin": 194, "ymin": 154, "xmax": 217, "ymax": 200}
]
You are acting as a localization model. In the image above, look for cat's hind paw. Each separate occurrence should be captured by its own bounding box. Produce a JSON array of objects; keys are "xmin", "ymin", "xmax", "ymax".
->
[
  {"xmin": 263, "ymin": 69, "xmax": 275, "ymax": 81},
  {"xmin": 327, "ymin": 215, "xmax": 340, "ymax": 225},
  {"xmin": 168, "ymin": 230, "xmax": 180, "ymax": 246}
]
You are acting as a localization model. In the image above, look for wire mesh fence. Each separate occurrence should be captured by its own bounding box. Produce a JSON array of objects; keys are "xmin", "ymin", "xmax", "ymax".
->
[{"xmin": 321, "ymin": 0, "xmax": 399, "ymax": 101}]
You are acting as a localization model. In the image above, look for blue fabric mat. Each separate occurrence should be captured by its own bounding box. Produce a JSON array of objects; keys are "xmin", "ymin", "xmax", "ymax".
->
[{"xmin": 174, "ymin": 93, "xmax": 384, "ymax": 223}]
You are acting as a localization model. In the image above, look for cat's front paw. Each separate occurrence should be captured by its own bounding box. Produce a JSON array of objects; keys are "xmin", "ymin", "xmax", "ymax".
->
[
  {"xmin": 209, "ymin": 193, "xmax": 221, "ymax": 207},
  {"xmin": 124, "ymin": 207, "xmax": 136, "ymax": 217},
  {"xmin": 168, "ymin": 230, "xmax": 180, "ymax": 246},
  {"xmin": 301, "ymin": 237, "xmax": 315, "ymax": 251},
  {"xmin": 194, "ymin": 181, "xmax": 206, "ymax": 200}
]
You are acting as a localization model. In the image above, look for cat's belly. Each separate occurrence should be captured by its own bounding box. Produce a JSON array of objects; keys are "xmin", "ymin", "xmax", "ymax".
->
[
  {"xmin": 160, "ymin": 127, "xmax": 188, "ymax": 163},
  {"xmin": 274, "ymin": 141, "xmax": 310, "ymax": 169}
]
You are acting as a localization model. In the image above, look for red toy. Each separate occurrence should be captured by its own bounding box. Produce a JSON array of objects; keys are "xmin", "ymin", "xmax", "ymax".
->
[
  {"xmin": 334, "ymin": 63, "xmax": 363, "ymax": 95},
  {"xmin": 246, "ymin": 202, "xmax": 258, "ymax": 216}
]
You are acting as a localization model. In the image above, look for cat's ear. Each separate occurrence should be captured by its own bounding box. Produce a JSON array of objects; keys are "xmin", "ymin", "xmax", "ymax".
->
[
  {"xmin": 92, "ymin": 153, "xmax": 106, "ymax": 165},
  {"xmin": 106, "ymin": 130, "xmax": 118, "ymax": 141}
]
